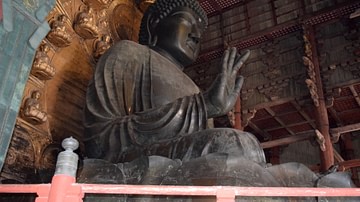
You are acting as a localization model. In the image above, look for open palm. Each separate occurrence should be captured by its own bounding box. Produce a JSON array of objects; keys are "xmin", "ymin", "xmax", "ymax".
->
[{"xmin": 203, "ymin": 47, "xmax": 250, "ymax": 118}]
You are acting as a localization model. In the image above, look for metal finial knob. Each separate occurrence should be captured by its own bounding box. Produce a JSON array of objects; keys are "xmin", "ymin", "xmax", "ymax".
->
[
  {"xmin": 61, "ymin": 136, "xmax": 79, "ymax": 151},
  {"xmin": 55, "ymin": 137, "xmax": 79, "ymax": 177}
]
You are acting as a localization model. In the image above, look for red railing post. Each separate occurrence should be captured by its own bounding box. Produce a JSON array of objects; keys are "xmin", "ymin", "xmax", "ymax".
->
[
  {"xmin": 35, "ymin": 185, "xmax": 51, "ymax": 202},
  {"xmin": 216, "ymin": 188, "xmax": 235, "ymax": 202},
  {"xmin": 47, "ymin": 137, "xmax": 83, "ymax": 202}
]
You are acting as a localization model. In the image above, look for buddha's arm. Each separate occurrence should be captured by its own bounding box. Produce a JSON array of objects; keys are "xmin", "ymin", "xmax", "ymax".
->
[
  {"xmin": 120, "ymin": 92, "xmax": 208, "ymax": 145},
  {"xmin": 85, "ymin": 89, "xmax": 207, "ymax": 161}
]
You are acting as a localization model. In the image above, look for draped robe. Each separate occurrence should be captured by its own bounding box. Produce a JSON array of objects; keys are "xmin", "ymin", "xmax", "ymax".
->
[{"xmin": 84, "ymin": 40, "xmax": 265, "ymax": 164}]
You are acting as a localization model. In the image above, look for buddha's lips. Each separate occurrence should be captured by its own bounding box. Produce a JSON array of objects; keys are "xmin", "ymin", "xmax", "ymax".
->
[{"xmin": 186, "ymin": 41, "xmax": 196, "ymax": 53}]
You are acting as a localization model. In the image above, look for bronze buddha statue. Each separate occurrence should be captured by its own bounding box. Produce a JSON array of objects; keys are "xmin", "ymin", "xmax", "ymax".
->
[
  {"xmin": 79, "ymin": 0, "xmax": 358, "ymax": 201},
  {"xmin": 83, "ymin": 0, "xmax": 265, "ymax": 166}
]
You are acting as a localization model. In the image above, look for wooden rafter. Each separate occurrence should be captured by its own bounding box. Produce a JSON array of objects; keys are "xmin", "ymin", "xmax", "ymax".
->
[
  {"xmin": 338, "ymin": 159, "xmax": 360, "ymax": 171},
  {"xmin": 248, "ymin": 121, "xmax": 271, "ymax": 140},
  {"xmin": 193, "ymin": 1, "xmax": 360, "ymax": 66},
  {"xmin": 260, "ymin": 130, "xmax": 315, "ymax": 149},
  {"xmin": 266, "ymin": 120, "xmax": 315, "ymax": 132},
  {"xmin": 290, "ymin": 100, "xmax": 316, "ymax": 129},
  {"xmin": 264, "ymin": 107, "xmax": 295, "ymax": 136},
  {"xmin": 330, "ymin": 123, "xmax": 360, "ymax": 142},
  {"xmin": 261, "ymin": 122, "xmax": 360, "ymax": 150}
]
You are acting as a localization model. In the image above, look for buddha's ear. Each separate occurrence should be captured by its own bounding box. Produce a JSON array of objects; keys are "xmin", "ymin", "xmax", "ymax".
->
[{"xmin": 146, "ymin": 13, "xmax": 159, "ymax": 46}]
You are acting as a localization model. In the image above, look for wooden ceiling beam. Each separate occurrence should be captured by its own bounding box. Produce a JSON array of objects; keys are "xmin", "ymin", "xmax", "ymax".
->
[
  {"xmin": 264, "ymin": 107, "xmax": 295, "ymax": 136},
  {"xmin": 261, "ymin": 121, "xmax": 360, "ymax": 149},
  {"xmin": 260, "ymin": 130, "xmax": 315, "ymax": 149},
  {"xmin": 265, "ymin": 120, "xmax": 315, "ymax": 132},
  {"xmin": 338, "ymin": 159, "xmax": 360, "ymax": 171},
  {"xmin": 290, "ymin": 100, "xmax": 317, "ymax": 129},
  {"xmin": 331, "ymin": 123, "xmax": 360, "ymax": 134},
  {"xmin": 193, "ymin": 2, "xmax": 360, "ymax": 65},
  {"xmin": 248, "ymin": 121, "xmax": 271, "ymax": 140}
]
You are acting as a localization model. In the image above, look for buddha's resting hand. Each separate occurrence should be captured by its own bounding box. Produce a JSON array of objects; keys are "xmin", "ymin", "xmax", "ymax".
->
[{"xmin": 203, "ymin": 47, "xmax": 250, "ymax": 118}]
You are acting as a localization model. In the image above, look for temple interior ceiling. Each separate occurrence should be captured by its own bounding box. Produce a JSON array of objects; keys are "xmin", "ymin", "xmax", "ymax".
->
[{"xmin": 1, "ymin": 0, "xmax": 360, "ymax": 185}]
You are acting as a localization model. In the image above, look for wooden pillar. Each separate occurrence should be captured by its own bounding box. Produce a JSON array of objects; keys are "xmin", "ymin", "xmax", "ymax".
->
[
  {"xmin": 304, "ymin": 25, "xmax": 334, "ymax": 171},
  {"xmin": 234, "ymin": 96, "xmax": 242, "ymax": 130}
]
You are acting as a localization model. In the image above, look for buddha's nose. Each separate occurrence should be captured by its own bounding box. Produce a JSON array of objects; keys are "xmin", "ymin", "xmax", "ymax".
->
[
  {"xmin": 191, "ymin": 26, "xmax": 201, "ymax": 40},
  {"xmin": 189, "ymin": 29, "xmax": 201, "ymax": 44}
]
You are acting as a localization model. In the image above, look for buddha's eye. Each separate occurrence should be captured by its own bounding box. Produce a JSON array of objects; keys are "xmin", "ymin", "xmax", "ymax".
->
[{"xmin": 178, "ymin": 16, "xmax": 192, "ymax": 24}]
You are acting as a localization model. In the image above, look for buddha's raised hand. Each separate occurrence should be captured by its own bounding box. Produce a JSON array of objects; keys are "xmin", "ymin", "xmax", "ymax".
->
[{"xmin": 203, "ymin": 47, "xmax": 250, "ymax": 118}]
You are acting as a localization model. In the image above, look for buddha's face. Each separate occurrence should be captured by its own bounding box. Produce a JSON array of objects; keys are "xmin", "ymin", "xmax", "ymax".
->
[{"xmin": 154, "ymin": 7, "xmax": 205, "ymax": 67}]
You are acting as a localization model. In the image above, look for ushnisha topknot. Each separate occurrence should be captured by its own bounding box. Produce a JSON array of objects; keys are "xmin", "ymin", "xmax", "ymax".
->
[{"xmin": 138, "ymin": 0, "xmax": 208, "ymax": 45}]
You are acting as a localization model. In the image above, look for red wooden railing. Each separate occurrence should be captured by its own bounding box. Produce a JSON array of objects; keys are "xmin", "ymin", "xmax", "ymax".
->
[
  {"xmin": 0, "ymin": 137, "xmax": 359, "ymax": 202},
  {"xmin": 1, "ymin": 180, "xmax": 360, "ymax": 202}
]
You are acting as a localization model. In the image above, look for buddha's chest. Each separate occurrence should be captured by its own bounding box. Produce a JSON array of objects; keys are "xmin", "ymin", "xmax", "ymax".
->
[{"xmin": 150, "ymin": 55, "xmax": 200, "ymax": 107}]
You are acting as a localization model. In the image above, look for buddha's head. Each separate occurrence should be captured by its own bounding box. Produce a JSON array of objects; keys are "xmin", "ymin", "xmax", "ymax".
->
[{"xmin": 139, "ymin": 0, "xmax": 208, "ymax": 67}]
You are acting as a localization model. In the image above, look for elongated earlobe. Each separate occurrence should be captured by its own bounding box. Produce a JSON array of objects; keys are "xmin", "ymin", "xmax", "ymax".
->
[
  {"xmin": 146, "ymin": 13, "xmax": 159, "ymax": 47},
  {"xmin": 149, "ymin": 35, "xmax": 157, "ymax": 47}
]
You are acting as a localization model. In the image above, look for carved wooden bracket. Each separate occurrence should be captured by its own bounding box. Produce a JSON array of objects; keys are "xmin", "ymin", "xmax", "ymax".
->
[
  {"xmin": 303, "ymin": 56, "xmax": 320, "ymax": 107},
  {"xmin": 331, "ymin": 132, "xmax": 341, "ymax": 143},
  {"xmin": 241, "ymin": 108, "xmax": 257, "ymax": 128},
  {"xmin": 305, "ymin": 78, "xmax": 320, "ymax": 107},
  {"xmin": 315, "ymin": 129, "xmax": 326, "ymax": 152},
  {"xmin": 324, "ymin": 87, "xmax": 341, "ymax": 108},
  {"xmin": 257, "ymin": 78, "xmax": 290, "ymax": 101}
]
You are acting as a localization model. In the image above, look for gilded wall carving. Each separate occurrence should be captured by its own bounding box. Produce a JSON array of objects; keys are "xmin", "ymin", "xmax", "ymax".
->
[
  {"xmin": 74, "ymin": 6, "xmax": 100, "ymax": 39},
  {"xmin": 31, "ymin": 43, "xmax": 56, "ymax": 80},
  {"xmin": 47, "ymin": 15, "xmax": 72, "ymax": 47},
  {"xmin": 2, "ymin": 0, "xmax": 145, "ymax": 183}
]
